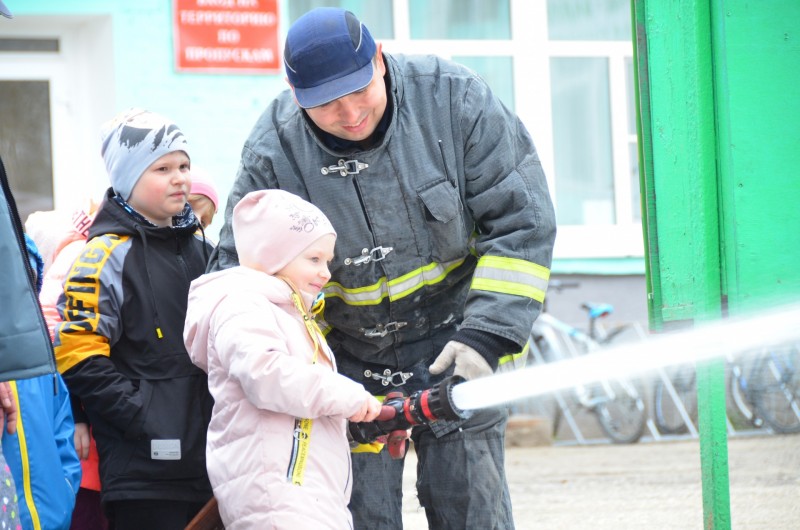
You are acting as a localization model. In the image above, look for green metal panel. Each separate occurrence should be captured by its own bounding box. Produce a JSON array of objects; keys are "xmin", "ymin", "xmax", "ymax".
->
[
  {"xmin": 635, "ymin": 0, "xmax": 800, "ymax": 528},
  {"xmin": 711, "ymin": 1, "xmax": 800, "ymax": 314},
  {"xmin": 635, "ymin": 0, "xmax": 722, "ymax": 324}
]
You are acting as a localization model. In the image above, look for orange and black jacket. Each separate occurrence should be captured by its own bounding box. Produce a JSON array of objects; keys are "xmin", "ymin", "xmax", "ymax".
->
[{"xmin": 53, "ymin": 187, "xmax": 214, "ymax": 505}]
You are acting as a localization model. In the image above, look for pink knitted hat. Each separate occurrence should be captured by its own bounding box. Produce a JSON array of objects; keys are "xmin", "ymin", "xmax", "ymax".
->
[
  {"xmin": 189, "ymin": 168, "xmax": 219, "ymax": 212},
  {"xmin": 232, "ymin": 189, "xmax": 336, "ymax": 274}
]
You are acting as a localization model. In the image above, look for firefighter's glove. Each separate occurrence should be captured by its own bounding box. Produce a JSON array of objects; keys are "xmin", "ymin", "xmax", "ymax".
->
[{"xmin": 429, "ymin": 341, "xmax": 493, "ymax": 381}]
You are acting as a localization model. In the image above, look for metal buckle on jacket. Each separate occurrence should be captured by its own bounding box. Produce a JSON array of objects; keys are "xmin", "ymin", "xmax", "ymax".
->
[
  {"xmin": 320, "ymin": 159, "xmax": 369, "ymax": 176},
  {"xmin": 360, "ymin": 321, "xmax": 408, "ymax": 338},
  {"xmin": 344, "ymin": 246, "xmax": 393, "ymax": 266},
  {"xmin": 363, "ymin": 368, "xmax": 413, "ymax": 387}
]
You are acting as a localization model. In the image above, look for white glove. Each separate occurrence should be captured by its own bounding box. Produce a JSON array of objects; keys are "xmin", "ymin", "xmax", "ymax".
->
[{"xmin": 429, "ymin": 341, "xmax": 493, "ymax": 380}]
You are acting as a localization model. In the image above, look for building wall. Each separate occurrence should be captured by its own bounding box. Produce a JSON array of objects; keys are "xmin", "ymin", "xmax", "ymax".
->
[
  {"xmin": 3, "ymin": 0, "xmax": 286, "ymax": 239},
  {"xmin": 1, "ymin": 1, "xmax": 650, "ymax": 314}
]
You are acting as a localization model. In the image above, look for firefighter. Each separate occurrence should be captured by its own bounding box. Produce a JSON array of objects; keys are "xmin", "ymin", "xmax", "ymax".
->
[{"xmin": 209, "ymin": 7, "xmax": 556, "ymax": 529}]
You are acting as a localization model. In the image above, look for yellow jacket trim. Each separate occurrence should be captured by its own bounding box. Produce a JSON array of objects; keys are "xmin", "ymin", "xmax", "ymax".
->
[
  {"xmin": 351, "ymin": 442, "xmax": 385, "ymax": 454},
  {"xmin": 288, "ymin": 418, "xmax": 313, "ymax": 485},
  {"xmin": 323, "ymin": 258, "xmax": 466, "ymax": 306},
  {"xmin": 54, "ymin": 235, "xmax": 127, "ymax": 373},
  {"xmin": 10, "ymin": 381, "xmax": 42, "ymax": 530},
  {"xmin": 471, "ymin": 256, "xmax": 550, "ymax": 303},
  {"xmin": 497, "ymin": 341, "xmax": 530, "ymax": 368}
]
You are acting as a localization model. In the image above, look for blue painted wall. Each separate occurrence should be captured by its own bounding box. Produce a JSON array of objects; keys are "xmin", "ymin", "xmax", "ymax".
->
[{"xmin": 11, "ymin": 0, "xmax": 290, "ymax": 239}]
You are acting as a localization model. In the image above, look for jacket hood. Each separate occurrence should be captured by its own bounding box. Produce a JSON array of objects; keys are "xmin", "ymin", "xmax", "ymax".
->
[{"xmin": 184, "ymin": 267, "xmax": 296, "ymax": 372}]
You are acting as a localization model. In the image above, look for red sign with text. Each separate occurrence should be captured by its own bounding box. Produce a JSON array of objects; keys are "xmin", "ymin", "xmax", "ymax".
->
[{"xmin": 174, "ymin": 0, "xmax": 280, "ymax": 74}]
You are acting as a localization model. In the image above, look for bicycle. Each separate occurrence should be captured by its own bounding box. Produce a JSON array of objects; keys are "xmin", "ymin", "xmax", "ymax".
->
[
  {"xmin": 652, "ymin": 345, "xmax": 800, "ymax": 435},
  {"xmin": 521, "ymin": 280, "xmax": 648, "ymax": 444},
  {"xmin": 653, "ymin": 357, "xmax": 758, "ymax": 436}
]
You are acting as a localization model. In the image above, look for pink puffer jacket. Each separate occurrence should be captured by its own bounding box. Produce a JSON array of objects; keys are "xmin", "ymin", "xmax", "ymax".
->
[{"xmin": 184, "ymin": 266, "xmax": 371, "ymax": 529}]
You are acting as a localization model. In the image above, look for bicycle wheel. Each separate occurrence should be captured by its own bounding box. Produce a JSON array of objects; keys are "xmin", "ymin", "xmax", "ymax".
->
[
  {"xmin": 653, "ymin": 365, "xmax": 697, "ymax": 435},
  {"xmin": 592, "ymin": 378, "xmax": 647, "ymax": 444},
  {"xmin": 749, "ymin": 347, "xmax": 800, "ymax": 434},
  {"xmin": 727, "ymin": 359, "xmax": 763, "ymax": 430}
]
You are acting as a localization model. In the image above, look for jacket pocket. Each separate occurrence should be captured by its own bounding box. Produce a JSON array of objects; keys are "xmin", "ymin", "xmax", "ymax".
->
[
  {"xmin": 417, "ymin": 180, "xmax": 468, "ymax": 262},
  {"xmin": 121, "ymin": 375, "xmax": 212, "ymax": 481}
]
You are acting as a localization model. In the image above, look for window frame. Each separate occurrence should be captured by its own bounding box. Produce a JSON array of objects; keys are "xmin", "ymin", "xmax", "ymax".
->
[{"xmin": 382, "ymin": 0, "xmax": 642, "ymax": 259}]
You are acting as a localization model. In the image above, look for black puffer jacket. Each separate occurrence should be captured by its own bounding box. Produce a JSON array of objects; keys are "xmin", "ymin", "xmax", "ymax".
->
[{"xmin": 54, "ymin": 188, "xmax": 213, "ymax": 504}]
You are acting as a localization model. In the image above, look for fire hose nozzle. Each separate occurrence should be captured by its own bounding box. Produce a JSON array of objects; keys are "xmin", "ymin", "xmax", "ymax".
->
[{"xmin": 348, "ymin": 375, "xmax": 468, "ymax": 458}]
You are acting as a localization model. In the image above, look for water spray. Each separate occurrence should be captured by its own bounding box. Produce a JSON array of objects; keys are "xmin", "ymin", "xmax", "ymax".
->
[
  {"xmin": 451, "ymin": 303, "xmax": 800, "ymax": 412},
  {"xmin": 352, "ymin": 304, "xmax": 800, "ymax": 451}
]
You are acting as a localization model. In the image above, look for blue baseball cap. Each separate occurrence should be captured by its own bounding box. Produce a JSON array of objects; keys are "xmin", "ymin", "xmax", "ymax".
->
[
  {"xmin": 284, "ymin": 8, "xmax": 376, "ymax": 109},
  {"xmin": 0, "ymin": 1, "xmax": 12, "ymax": 19}
]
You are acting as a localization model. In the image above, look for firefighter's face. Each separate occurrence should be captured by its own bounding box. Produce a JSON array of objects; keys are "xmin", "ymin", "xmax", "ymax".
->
[{"xmin": 302, "ymin": 45, "xmax": 388, "ymax": 143}]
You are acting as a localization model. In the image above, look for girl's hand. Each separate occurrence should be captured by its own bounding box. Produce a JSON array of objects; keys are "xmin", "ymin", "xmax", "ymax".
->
[{"xmin": 348, "ymin": 396, "xmax": 382, "ymax": 423}]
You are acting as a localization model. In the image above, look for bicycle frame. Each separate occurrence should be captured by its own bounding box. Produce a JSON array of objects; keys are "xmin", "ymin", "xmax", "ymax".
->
[{"xmin": 530, "ymin": 313, "xmax": 647, "ymax": 444}]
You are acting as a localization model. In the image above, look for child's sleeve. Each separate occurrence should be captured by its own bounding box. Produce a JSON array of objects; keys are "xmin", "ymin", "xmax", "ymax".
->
[
  {"xmin": 213, "ymin": 294, "xmax": 370, "ymax": 420},
  {"xmin": 53, "ymin": 235, "xmax": 145, "ymax": 435}
]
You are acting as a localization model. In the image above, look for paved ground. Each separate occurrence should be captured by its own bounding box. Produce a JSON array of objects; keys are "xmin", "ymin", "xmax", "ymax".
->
[{"xmin": 401, "ymin": 432, "xmax": 800, "ymax": 529}]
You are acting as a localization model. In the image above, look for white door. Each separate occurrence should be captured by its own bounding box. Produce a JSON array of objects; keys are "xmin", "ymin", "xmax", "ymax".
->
[{"xmin": 0, "ymin": 15, "xmax": 114, "ymax": 219}]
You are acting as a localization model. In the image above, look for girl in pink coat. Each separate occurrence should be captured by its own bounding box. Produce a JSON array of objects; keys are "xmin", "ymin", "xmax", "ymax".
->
[{"xmin": 184, "ymin": 189, "xmax": 381, "ymax": 529}]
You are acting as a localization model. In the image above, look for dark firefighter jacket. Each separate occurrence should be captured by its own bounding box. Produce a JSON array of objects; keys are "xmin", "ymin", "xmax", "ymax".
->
[{"xmin": 209, "ymin": 53, "xmax": 557, "ymax": 394}]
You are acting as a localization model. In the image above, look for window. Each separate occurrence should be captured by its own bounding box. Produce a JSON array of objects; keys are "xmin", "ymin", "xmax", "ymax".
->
[
  {"xmin": 288, "ymin": 0, "xmax": 394, "ymax": 38},
  {"xmin": 550, "ymin": 57, "xmax": 614, "ymax": 225},
  {"xmin": 286, "ymin": 0, "xmax": 642, "ymax": 259},
  {"xmin": 408, "ymin": 0, "xmax": 510, "ymax": 40},
  {"xmin": 0, "ymin": 83, "xmax": 54, "ymax": 221}
]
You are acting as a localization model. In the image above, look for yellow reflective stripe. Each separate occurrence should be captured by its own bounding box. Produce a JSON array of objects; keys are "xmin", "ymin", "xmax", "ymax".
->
[
  {"xmin": 324, "ymin": 258, "xmax": 466, "ymax": 306},
  {"xmin": 351, "ymin": 442, "xmax": 384, "ymax": 454},
  {"xmin": 288, "ymin": 418, "xmax": 313, "ymax": 485},
  {"xmin": 317, "ymin": 317, "xmax": 331, "ymax": 336},
  {"xmin": 498, "ymin": 341, "xmax": 529, "ymax": 367},
  {"xmin": 471, "ymin": 256, "xmax": 550, "ymax": 303},
  {"xmin": 389, "ymin": 259, "xmax": 465, "ymax": 300},
  {"xmin": 324, "ymin": 280, "xmax": 388, "ymax": 306},
  {"xmin": 10, "ymin": 381, "xmax": 42, "ymax": 530}
]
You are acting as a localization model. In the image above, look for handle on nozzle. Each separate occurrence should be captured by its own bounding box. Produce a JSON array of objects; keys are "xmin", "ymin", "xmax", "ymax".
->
[
  {"xmin": 386, "ymin": 429, "xmax": 409, "ymax": 459},
  {"xmin": 347, "ymin": 375, "xmax": 468, "ymax": 455}
]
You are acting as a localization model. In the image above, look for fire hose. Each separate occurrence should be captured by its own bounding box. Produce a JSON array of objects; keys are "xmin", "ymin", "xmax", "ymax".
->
[{"xmin": 348, "ymin": 375, "xmax": 468, "ymax": 459}]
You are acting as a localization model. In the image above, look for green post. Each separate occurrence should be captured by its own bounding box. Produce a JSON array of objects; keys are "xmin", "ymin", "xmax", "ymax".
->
[{"xmin": 631, "ymin": 0, "xmax": 730, "ymax": 528}]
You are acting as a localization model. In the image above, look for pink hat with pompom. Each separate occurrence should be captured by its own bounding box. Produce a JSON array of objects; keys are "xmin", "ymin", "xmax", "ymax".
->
[{"xmin": 233, "ymin": 189, "xmax": 336, "ymax": 274}]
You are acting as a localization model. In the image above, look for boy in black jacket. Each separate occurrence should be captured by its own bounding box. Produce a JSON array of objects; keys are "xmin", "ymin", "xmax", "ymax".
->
[{"xmin": 54, "ymin": 109, "xmax": 214, "ymax": 530}]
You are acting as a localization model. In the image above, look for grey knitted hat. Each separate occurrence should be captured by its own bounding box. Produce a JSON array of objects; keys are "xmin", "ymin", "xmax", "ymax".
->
[{"xmin": 100, "ymin": 109, "xmax": 190, "ymax": 200}]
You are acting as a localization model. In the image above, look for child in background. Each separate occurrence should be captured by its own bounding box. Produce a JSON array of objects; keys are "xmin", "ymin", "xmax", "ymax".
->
[
  {"xmin": 27, "ymin": 201, "xmax": 98, "ymax": 342},
  {"xmin": 183, "ymin": 189, "xmax": 382, "ymax": 529},
  {"xmin": 187, "ymin": 168, "xmax": 218, "ymax": 230},
  {"xmin": 28, "ymin": 202, "xmax": 108, "ymax": 530},
  {"xmin": 54, "ymin": 109, "xmax": 214, "ymax": 530},
  {"xmin": 1, "ymin": 234, "xmax": 81, "ymax": 530}
]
